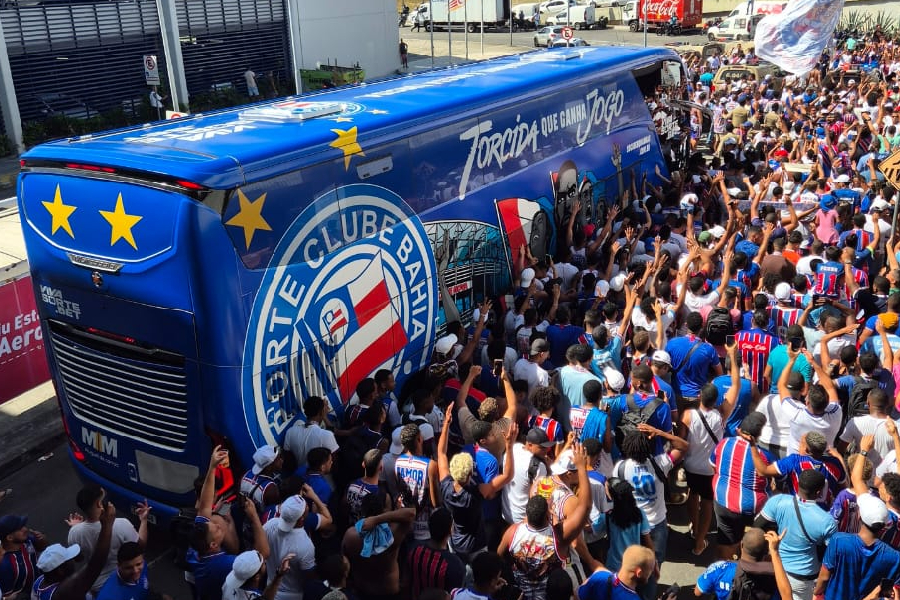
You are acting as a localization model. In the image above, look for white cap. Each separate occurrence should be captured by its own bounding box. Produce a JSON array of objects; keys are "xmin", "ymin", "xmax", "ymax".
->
[
  {"xmin": 871, "ymin": 199, "xmax": 890, "ymax": 212},
  {"xmin": 609, "ymin": 273, "xmax": 626, "ymax": 292},
  {"xmin": 652, "ymin": 350, "xmax": 672, "ymax": 366},
  {"xmin": 596, "ymin": 280, "xmax": 610, "ymax": 297},
  {"xmin": 276, "ymin": 495, "xmax": 307, "ymax": 532},
  {"xmin": 434, "ymin": 334, "xmax": 458, "ymax": 356},
  {"xmin": 774, "ymin": 282, "xmax": 792, "ymax": 301},
  {"xmin": 858, "ymin": 493, "xmax": 889, "ymax": 529},
  {"xmin": 520, "ymin": 267, "xmax": 535, "ymax": 288},
  {"xmin": 550, "ymin": 449, "xmax": 578, "ymax": 475},
  {"xmin": 603, "ymin": 367, "xmax": 626, "ymax": 392},
  {"xmin": 708, "ymin": 225, "xmax": 726, "ymax": 239},
  {"xmin": 727, "ymin": 187, "xmax": 742, "ymax": 196},
  {"xmin": 834, "ymin": 173, "xmax": 850, "ymax": 183},
  {"xmin": 251, "ymin": 445, "xmax": 280, "ymax": 475},
  {"xmin": 389, "ymin": 427, "xmax": 403, "ymax": 455},
  {"xmin": 36, "ymin": 544, "xmax": 80, "ymax": 572},
  {"xmin": 224, "ymin": 550, "xmax": 265, "ymax": 592}
]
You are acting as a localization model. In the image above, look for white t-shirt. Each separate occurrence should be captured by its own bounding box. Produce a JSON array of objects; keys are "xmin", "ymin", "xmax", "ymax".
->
[
  {"xmin": 876, "ymin": 450, "xmax": 898, "ymax": 479},
  {"xmin": 68, "ymin": 518, "xmax": 139, "ymax": 591},
  {"xmin": 612, "ymin": 455, "xmax": 673, "ymax": 526},
  {"xmin": 553, "ymin": 261, "xmax": 580, "ymax": 292},
  {"xmin": 757, "ymin": 394, "xmax": 791, "ymax": 448},
  {"xmin": 684, "ymin": 407, "xmax": 723, "ymax": 476},
  {"xmin": 631, "ymin": 306, "xmax": 676, "ymax": 348},
  {"xmin": 262, "ymin": 520, "xmax": 317, "ymax": 600},
  {"xmin": 501, "ymin": 443, "xmax": 547, "ymax": 525},
  {"xmin": 780, "ymin": 397, "xmax": 843, "ymax": 454},
  {"xmin": 513, "ymin": 358, "xmax": 550, "ymax": 392},
  {"xmin": 677, "ymin": 284, "xmax": 720, "ymax": 313},
  {"xmin": 839, "ymin": 415, "xmax": 899, "ymax": 467},
  {"xmin": 283, "ymin": 421, "xmax": 339, "ymax": 468}
]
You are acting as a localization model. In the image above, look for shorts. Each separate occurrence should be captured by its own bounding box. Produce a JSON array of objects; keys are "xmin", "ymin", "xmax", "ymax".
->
[
  {"xmin": 714, "ymin": 502, "xmax": 755, "ymax": 546},
  {"xmin": 684, "ymin": 471, "xmax": 714, "ymax": 500}
]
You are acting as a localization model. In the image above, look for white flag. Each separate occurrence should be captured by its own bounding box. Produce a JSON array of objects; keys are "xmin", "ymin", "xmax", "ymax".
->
[{"xmin": 754, "ymin": 0, "xmax": 844, "ymax": 76}]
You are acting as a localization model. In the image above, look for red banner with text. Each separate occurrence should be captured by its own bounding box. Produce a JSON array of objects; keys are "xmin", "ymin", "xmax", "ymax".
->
[{"xmin": 0, "ymin": 274, "xmax": 50, "ymax": 403}]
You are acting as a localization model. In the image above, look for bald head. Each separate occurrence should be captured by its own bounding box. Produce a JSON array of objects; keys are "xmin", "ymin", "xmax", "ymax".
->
[
  {"xmin": 741, "ymin": 527, "xmax": 767, "ymax": 561},
  {"xmin": 619, "ymin": 545, "xmax": 657, "ymax": 584}
]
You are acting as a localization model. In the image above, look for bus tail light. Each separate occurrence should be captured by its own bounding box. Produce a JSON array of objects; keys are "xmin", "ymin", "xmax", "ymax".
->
[{"xmin": 62, "ymin": 416, "xmax": 86, "ymax": 462}]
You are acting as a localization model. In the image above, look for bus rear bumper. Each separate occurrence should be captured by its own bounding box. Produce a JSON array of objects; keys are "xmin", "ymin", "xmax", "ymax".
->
[{"xmin": 68, "ymin": 448, "xmax": 184, "ymax": 527}]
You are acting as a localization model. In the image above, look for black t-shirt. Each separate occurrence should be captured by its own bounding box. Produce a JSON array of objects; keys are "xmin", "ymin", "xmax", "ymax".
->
[{"xmin": 439, "ymin": 475, "xmax": 485, "ymax": 554}]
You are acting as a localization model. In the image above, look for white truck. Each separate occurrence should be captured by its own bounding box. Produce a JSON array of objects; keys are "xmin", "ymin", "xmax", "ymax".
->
[
  {"xmin": 727, "ymin": 0, "xmax": 786, "ymax": 17},
  {"xmin": 416, "ymin": 0, "xmax": 510, "ymax": 32}
]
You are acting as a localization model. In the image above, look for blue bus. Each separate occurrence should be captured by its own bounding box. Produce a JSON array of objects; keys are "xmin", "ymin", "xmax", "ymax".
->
[{"xmin": 18, "ymin": 45, "xmax": 686, "ymax": 519}]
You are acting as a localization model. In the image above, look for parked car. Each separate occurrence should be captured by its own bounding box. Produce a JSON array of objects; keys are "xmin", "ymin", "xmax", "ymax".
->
[
  {"xmin": 707, "ymin": 13, "xmax": 764, "ymax": 41},
  {"xmin": 533, "ymin": 25, "xmax": 565, "ymax": 46},
  {"xmin": 711, "ymin": 61, "xmax": 787, "ymax": 93},
  {"xmin": 539, "ymin": 0, "xmax": 576, "ymax": 14},
  {"xmin": 551, "ymin": 37, "xmax": 590, "ymax": 47},
  {"xmin": 34, "ymin": 93, "xmax": 96, "ymax": 120}
]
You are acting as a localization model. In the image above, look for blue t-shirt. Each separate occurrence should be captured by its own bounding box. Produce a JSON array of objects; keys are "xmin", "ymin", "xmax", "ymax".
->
[
  {"xmin": 468, "ymin": 444, "xmax": 501, "ymax": 521},
  {"xmin": 191, "ymin": 548, "xmax": 236, "ymax": 600},
  {"xmin": 593, "ymin": 508, "xmax": 651, "ymax": 572},
  {"xmin": 581, "ymin": 405, "xmax": 609, "ymax": 446},
  {"xmin": 822, "ymin": 532, "xmax": 900, "ymax": 600},
  {"xmin": 760, "ymin": 494, "xmax": 837, "ymax": 576},
  {"xmin": 546, "ymin": 323, "xmax": 586, "ymax": 368},
  {"xmin": 612, "ymin": 392, "xmax": 672, "ymax": 455},
  {"xmin": 579, "ymin": 570, "xmax": 643, "ymax": 600},
  {"xmin": 696, "ymin": 560, "xmax": 738, "ymax": 600},
  {"xmin": 665, "ymin": 335, "xmax": 719, "ymax": 397},
  {"xmin": 766, "ymin": 345, "xmax": 813, "ymax": 394},
  {"xmin": 95, "ymin": 563, "xmax": 149, "ymax": 600},
  {"xmin": 713, "ymin": 375, "xmax": 752, "ymax": 437}
]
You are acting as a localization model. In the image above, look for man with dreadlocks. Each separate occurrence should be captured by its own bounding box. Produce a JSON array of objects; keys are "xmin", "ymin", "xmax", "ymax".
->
[{"xmin": 612, "ymin": 426, "xmax": 688, "ymax": 600}]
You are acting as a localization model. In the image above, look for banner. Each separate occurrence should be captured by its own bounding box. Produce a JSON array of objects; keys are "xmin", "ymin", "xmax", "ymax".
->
[
  {"xmin": 0, "ymin": 274, "xmax": 50, "ymax": 404},
  {"xmin": 754, "ymin": 0, "xmax": 844, "ymax": 75}
]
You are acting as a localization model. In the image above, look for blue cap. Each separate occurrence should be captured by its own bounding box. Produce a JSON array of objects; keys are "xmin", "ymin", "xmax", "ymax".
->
[
  {"xmin": 816, "ymin": 126, "xmax": 826, "ymax": 137},
  {"xmin": 0, "ymin": 515, "xmax": 27, "ymax": 539},
  {"xmin": 820, "ymin": 194, "xmax": 836, "ymax": 211},
  {"xmin": 737, "ymin": 93, "xmax": 748, "ymax": 103}
]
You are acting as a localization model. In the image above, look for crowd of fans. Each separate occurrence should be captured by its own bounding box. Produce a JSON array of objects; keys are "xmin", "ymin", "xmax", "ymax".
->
[{"xmin": 7, "ymin": 25, "xmax": 900, "ymax": 600}]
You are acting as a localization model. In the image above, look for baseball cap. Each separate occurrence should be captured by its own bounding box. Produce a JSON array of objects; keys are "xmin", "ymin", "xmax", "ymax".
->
[
  {"xmin": 596, "ymin": 280, "xmax": 610, "ymax": 297},
  {"xmin": 603, "ymin": 367, "xmax": 626, "ymax": 392},
  {"xmin": 786, "ymin": 371, "xmax": 805, "ymax": 391},
  {"xmin": 251, "ymin": 445, "xmax": 280, "ymax": 475},
  {"xmin": 0, "ymin": 515, "xmax": 27, "ymax": 539},
  {"xmin": 530, "ymin": 339, "xmax": 549, "ymax": 356},
  {"xmin": 871, "ymin": 199, "xmax": 890, "ymax": 212},
  {"xmin": 651, "ymin": 350, "xmax": 672, "ymax": 367},
  {"xmin": 525, "ymin": 428, "xmax": 555, "ymax": 448},
  {"xmin": 389, "ymin": 427, "xmax": 403, "ymax": 455},
  {"xmin": 36, "ymin": 543, "xmax": 81, "ymax": 572},
  {"xmin": 858, "ymin": 493, "xmax": 889, "ymax": 529},
  {"xmin": 709, "ymin": 225, "xmax": 726, "ymax": 239},
  {"xmin": 834, "ymin": 173, "xmax": 850, "ymax": 183},
  {"xmin": 434, "ymin": 334, "xmax": 458, "ymax": 356},
  {"xmin": 820, "ymin": 194, "xmax": 837, "ymax": 211},
  {"xmin": 224, "ymin": 550, "xmax": 264, "ymax": 591},
  {"xmin": 550, "ymin": 449, "xmax": 578, "ymax": 475},
  {"xmin": 847, "ymin": 78, "xmax": 856, "ymax": 84},
  {"xmin": 698, "ymin": 231, "xmax": 713, "ymax": 245},
  {"xmin": 276, "ymin": 495, "xmax": 307, "ymax": 532},
  {"xmin": 520, "ymin": 267, "xmax": 535, "ymax": 288},
  {"xmin": 774, "ymin": 282, "xmax": 792, "ymax": 302},
  {"xmin": 815, "ymin": 126, "xmax": 826, "ymax": 137}
]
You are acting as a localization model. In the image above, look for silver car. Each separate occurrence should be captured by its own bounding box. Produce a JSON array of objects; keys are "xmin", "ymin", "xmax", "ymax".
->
[{"xmin": 533, "ymin": 25, "xmax": 565, "ymax": 46}]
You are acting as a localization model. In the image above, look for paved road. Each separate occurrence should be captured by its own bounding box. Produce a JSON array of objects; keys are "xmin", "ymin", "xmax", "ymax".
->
[{"xmin": 0, "ymin": 441, "xmax": 709, "ymax": 599}]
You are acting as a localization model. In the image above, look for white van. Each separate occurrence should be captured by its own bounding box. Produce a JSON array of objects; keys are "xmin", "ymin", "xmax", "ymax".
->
[
  {"xmin": 707, "ymin": 13, "xmax": 764, "ymax": 41},
  {"xmin": 546, "ymin": 4, "xmax": 596, "ymax": 28}
]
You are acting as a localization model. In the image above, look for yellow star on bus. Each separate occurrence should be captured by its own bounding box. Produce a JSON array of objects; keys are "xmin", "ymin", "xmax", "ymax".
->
[
  {"xmin": 99, "ymin": 193, "xmax": 143, "ymax": 250},
  {"xmin": 41, "ymin": 184, "xmax": 77, "ymax": 238},
  {"xmin": 225, "ymin": 189, "xmax": 271, "ymax": 249},
  {"xmin": 330, "ymin": 126, "xmax": 365, "ymax": 170}
]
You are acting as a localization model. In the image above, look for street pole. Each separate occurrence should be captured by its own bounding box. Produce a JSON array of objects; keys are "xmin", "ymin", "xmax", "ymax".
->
[
  {"xmin": 643, "ymin": 8, "xmax": 647, "ymax": 47},
  {"xmin": 429, "ymin": 0, "xmax": 435, "ymax": 68},
  {"xmin": 510, "ymin": 0, "xmax": 514, "ymax": 46},
  {"xmin": 449, "ymin": 9, "xmax": 453, "ymax": 65},
  {"xmin": 481, "ymin": 0, "xmax": 484, "ymax": 55},
  {"xmin": 465, "ymin": 0, "xmax": 469, "ymax": 60}
]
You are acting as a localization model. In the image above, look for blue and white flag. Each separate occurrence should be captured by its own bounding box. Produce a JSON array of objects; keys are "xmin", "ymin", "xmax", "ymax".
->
[{"xmin": 754, "ymin": 0, "xmax": 844, "ymax": 75}]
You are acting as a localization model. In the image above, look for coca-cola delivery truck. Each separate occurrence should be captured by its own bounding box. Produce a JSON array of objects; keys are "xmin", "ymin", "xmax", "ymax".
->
[{"xmin": 622, "ymin": 0, "xmax": 703, "ymax": 32}]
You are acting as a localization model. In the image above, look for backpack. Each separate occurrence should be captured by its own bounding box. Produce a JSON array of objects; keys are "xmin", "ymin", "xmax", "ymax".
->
[
  {"xmin": 169, "ymin": 507, "xmax": 198, "ymax": 571},
  {"xmin": 845, "ymin": 376, "xmax": 876, "ymax": 426},
  {"xmin": 614, "ymin": 394, "xmax": 663, "ymax": 450},
  {"xmin": 726, "ymin": 560, "xmax": 777, "ymax": 600},
  {"xmin": 705, "ymin": 307, "xmax": 734, "ymax": 346}
]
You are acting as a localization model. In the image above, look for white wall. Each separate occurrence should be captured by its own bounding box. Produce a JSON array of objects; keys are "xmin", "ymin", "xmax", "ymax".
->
[{"xmin": 297, "ymin": 0, "xmax": 400, "ymax": 81}]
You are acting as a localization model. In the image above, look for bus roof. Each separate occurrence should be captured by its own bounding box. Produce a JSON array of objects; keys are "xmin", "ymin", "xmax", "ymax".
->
[{"xmin": 23, "ymin": 46, "xmax": 677, "ymax": 189}]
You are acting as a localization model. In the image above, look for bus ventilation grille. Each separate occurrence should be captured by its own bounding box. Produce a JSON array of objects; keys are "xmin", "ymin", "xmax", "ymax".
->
[{"xmin": 49, "ymin": 331, "xmax": 189, "ymax": 452}]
